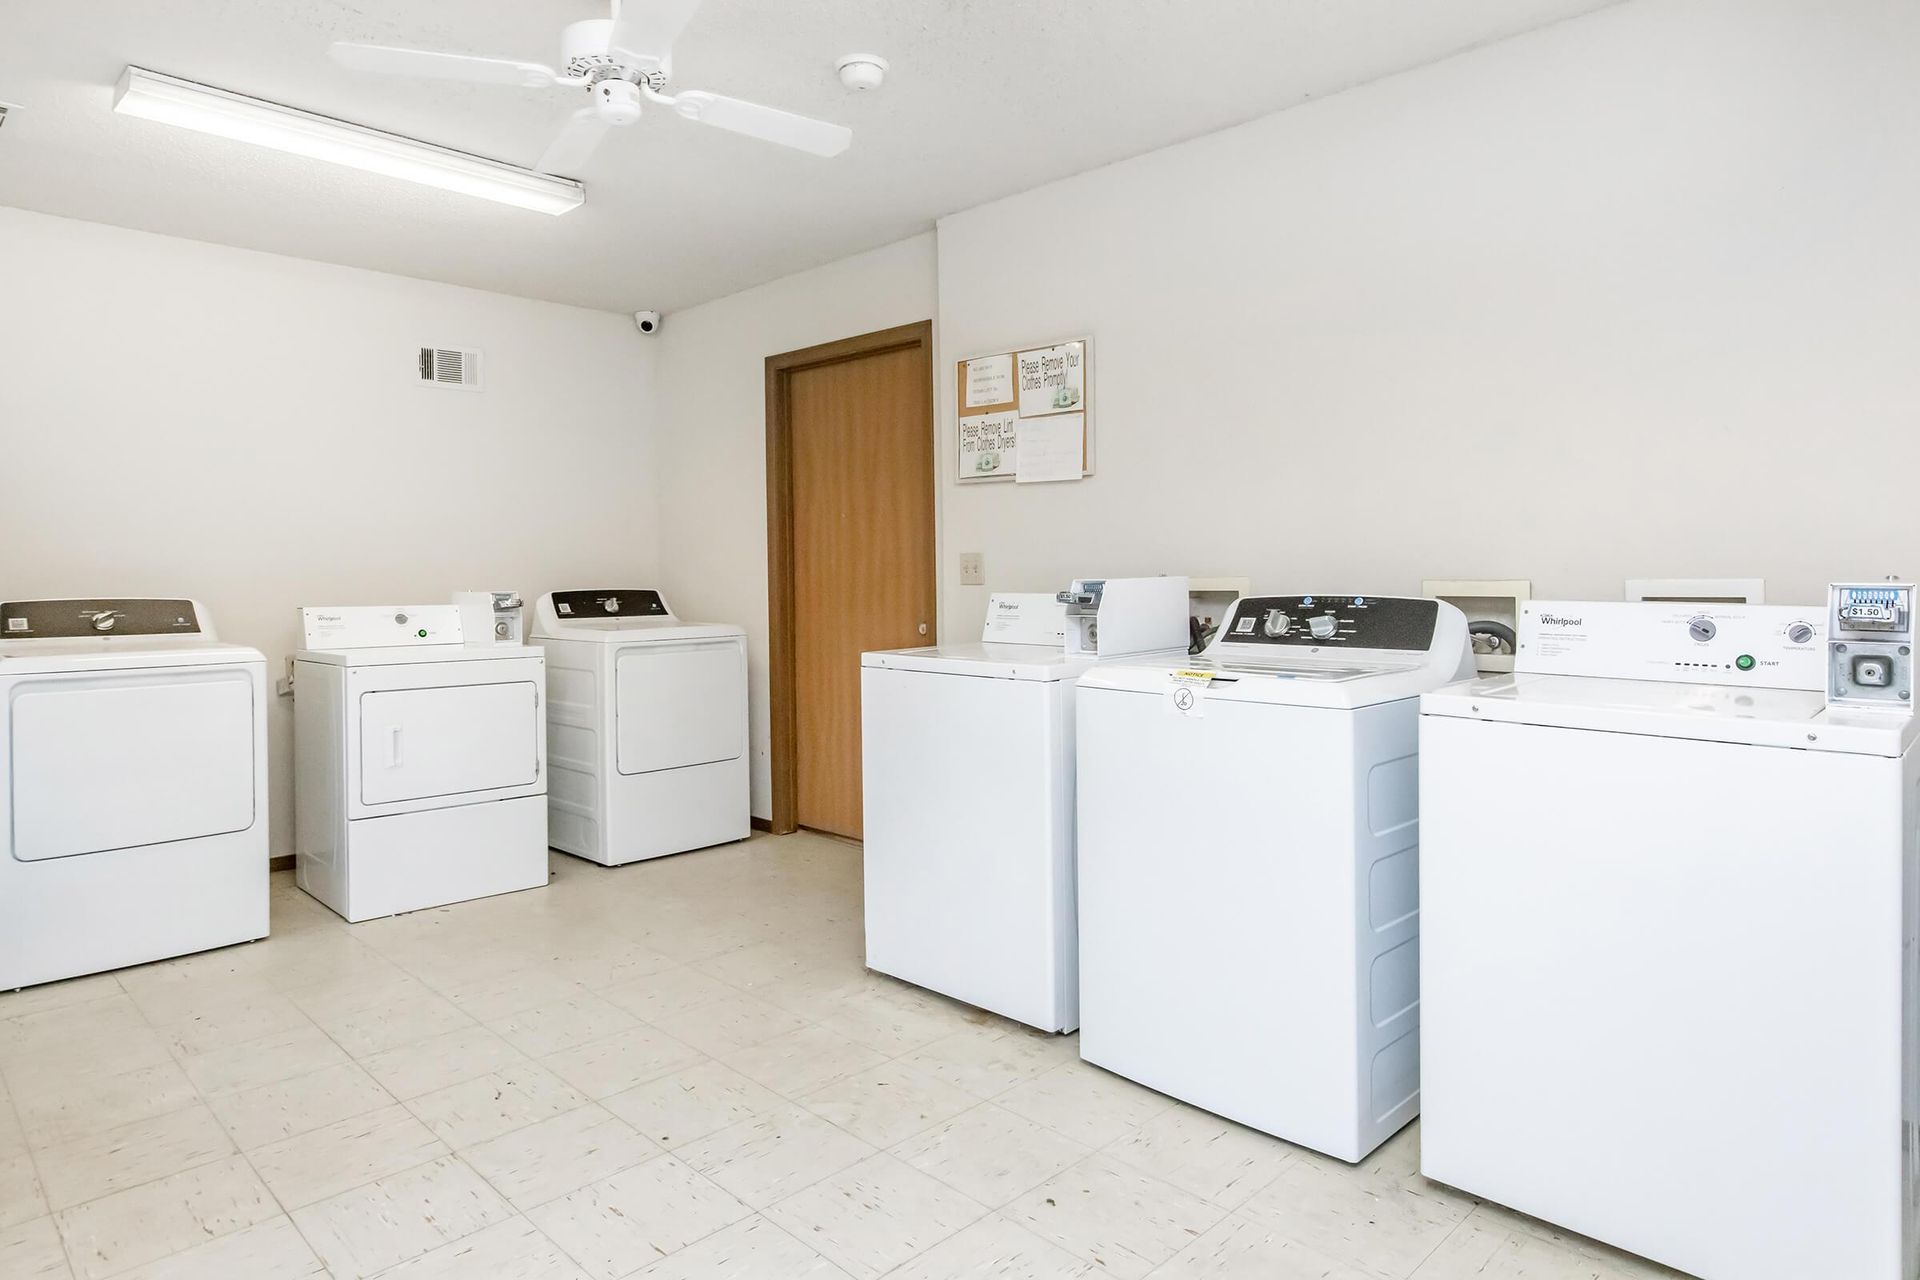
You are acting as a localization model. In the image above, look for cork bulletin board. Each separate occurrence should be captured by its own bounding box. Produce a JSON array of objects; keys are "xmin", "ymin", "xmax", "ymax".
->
[{"xmin": 955, "ymin": 337, "xmax": 1091, "ymax": 483}]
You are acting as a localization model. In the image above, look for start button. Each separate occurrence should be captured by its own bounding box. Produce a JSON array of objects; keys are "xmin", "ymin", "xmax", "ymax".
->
[{"xmin": 1735, "ymin": 654, "xmax": 1756, "ymax": 671}]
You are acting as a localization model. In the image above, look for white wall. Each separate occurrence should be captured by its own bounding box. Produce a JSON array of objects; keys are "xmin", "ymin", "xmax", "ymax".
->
[
  {"xmin": 935, "ymin": 0, "xmax": 1920, "ymax": 636},
  {"xmin": 653, "ymin": 234, "xmax": 938, "ymax": 819},
  {"xmin": 0, "ymin": 207, "xmax": 658, "ymax": 859}
]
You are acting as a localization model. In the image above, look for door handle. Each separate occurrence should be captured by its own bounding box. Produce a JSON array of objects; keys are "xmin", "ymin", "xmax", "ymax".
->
[{"xmin": 387, "ymin": 725, "xmax": 402, "ymax": 767}]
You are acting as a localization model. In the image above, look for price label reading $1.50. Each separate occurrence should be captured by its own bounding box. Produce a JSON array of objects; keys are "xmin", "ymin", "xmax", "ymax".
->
[{"xmin": 1166, "ymin": 670, "xmax": 1214, "ymax": 717}]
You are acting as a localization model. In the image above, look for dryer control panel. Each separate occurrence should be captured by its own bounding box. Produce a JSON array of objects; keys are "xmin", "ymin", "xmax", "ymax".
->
[
  {"xmin": 1, "ymin": 598, "xmax": 204, "ymax": 639},
  {"xmin": 1221, "ymin": 595, "xmax": 1440, "ymax": 652},
  {"xmin": 300, "ymin": 606, "xmax": 462, "ymax": 649},
  {"xmin": 549, "ymin": 590, "xmax": 669, "ymax": 620}
]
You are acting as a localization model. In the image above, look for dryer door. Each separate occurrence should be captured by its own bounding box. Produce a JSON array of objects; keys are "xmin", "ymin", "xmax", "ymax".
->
[
  {"xmin": 9, "ymin": 669, "xmax": 256, "ymax": 861},
  {"xmin": 359, "ymin": 681, "xmax": 539, "ymax": 805},
  {"xmin": 615, "ymin": 639, "xmax": 747, "ymax": 775}
]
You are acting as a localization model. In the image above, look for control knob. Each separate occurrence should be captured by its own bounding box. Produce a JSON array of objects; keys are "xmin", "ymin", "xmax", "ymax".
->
[
  {"xmin": 604, "ymin": 597, "xmax": 621, "ymax": 614},
  {"xmin": 1261, "ymin": 610, "xmax": 1291, "ymax": 638},
  {"xmin": 1688, "ymin": 616, "xmax": 1717, "ymax": 642},
  {"xmin": 1787, "ymin": 621, "xmax": 1815, "ymax": 645},
  {"xmin": 1309, "ymin": 615, "xmax": 1338, "ymax": 640},
  {"xmin": 90, "ymin": 610, "xmax": 120, "ymax": 633}
]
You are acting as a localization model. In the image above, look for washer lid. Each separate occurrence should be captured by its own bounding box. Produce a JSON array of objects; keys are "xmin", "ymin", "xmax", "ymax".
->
[
  {"xmin": 0, "ymin": 638, "xmax": 262, "ymax": 674},
  {"xmin": 1423, "ymin": 673, "xmax": 1918, "ymax": 756},
  {"xmin": 1079, "ymin": 653, "xmax": 1447, "ymax": 708},
  {"xmin": 862, "ymin": 642, "xmax": 1098, "ymax": 682}
]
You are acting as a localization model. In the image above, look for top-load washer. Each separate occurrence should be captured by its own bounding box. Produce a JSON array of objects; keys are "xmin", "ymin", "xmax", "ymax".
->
[
  {"xmin": 0, "ymin": 597, "xmax": 268, "ymax": 989},
  {"xmin": 1420, "ymin": 596, "xmax": 1915, "ymax": 1280},
  {"xmin": 1075, "ymin": 594, "xmax": 1473, "ymax": 1162},
  {"xmin": 294, "ymin": 604, "xmax": 549, "ymax": 922},
  {"xmin": 862, "ymin": 577, "xmax": 1191, "ymax": 1032},
  {"xmin": 533, "ymin": 590, "xmax": 749, "ymax": 864}
]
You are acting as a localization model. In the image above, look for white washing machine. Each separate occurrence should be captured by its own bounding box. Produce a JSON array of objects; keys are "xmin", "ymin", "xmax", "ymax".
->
[
  {"xmin": 1076, "ymin": 594, "xmax": 1473, "ymax": 1162},
  {"xmin": 1420, "ymin": 598, "xmax": 1917, "ymax": 1280},
  {"xmin": 533, "ymin": 590, "xmax": 749, "ymax": 865},
  {"xmin": 294, "ymin": 604, "xmax": 549, "ymax": 922},
  {"xmin": 0, "ymin": 598, "xmax": 268, "ymax": 989},
  {"xmin": 863, "ymin": 578, "xmax": 1191, "ymax": 1033}
]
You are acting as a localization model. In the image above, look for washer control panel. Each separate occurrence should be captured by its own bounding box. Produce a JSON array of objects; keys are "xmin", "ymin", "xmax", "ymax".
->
[
  {"xmin": 0, "ymin": 598, "xmax": 204, "ymax": 639},
  {"xmin": 550, "ymin": 589, "xmax": 668, "ymax": 620},
  {"xmin": 1221, "ymin": 595, "xmax": 1440, "ymax": 652},
  {"xmin": 1827, "ymin": 583, "xmax": 1914, "ymax": 709},
  {"xmin": 1517, "ymin": 601, "xmax": 1826, "ymax": 689}
]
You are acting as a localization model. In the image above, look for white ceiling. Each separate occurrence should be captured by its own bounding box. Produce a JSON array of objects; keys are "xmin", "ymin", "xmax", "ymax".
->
[{"xmin": 0, "ymin": 0, "xmax": 1614, "ymax": 313}]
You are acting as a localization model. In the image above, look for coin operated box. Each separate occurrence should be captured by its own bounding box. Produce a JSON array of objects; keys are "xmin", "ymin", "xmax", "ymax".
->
[
  {"xmin": 1054, "ymin": 576, "xmax": 1190, "ymax": 658},
  {"xmin": 454, "ymin": 591, "xmax": 524, "ymax": 646},
  {"xmin": 1827, "ymin": 582, "xmax": 1915, "ymax": 710}
]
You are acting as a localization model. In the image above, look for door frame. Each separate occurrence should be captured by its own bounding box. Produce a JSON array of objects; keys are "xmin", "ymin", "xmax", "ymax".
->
[{"xmin": 764, "ymin": 320, "xmax": 935, "ymax": 835}]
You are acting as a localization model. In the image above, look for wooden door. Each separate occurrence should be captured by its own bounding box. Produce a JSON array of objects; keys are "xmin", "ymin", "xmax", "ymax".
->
[{"xmin": 768, "ymin": 323, "xmax": 935, "ymax": 839}]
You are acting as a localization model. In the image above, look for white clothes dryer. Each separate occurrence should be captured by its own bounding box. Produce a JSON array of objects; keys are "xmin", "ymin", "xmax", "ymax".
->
[
  {"xmin": 1075, "ymin": 593, "xmax": 1472, "ymax": 1162},
  {"xmin": 0, "ymin": 598, "xmax": 268, "ymax": 989},
  {"xmin": 1420, "ymin": 601, "xmax": 1916, "ymax": 1280},
  {"xmin": 533, "ymin": 590, "xmax": 749, "ymax": 865},
  {"xmin": 294, "ymin": 604, "xmax": 548, "ymax": 922}
]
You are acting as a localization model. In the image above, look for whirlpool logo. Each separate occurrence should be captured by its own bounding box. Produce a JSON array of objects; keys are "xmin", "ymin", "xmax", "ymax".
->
[{"xmin": 1538, "ymin": 613, "xmax": 1584, "ymax": 627}]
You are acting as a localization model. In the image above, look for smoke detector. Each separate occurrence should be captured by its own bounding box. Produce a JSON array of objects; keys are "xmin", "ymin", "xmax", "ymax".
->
[{"xmin": 834, "ymin": 55, "xmax": 888, "ymax": 92}]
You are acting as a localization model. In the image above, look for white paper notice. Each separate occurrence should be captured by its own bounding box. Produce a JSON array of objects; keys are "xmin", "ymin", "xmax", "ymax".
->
[
  {"xmin": 1015, "ymin": 412, "xmax": 1084, "ymax": 483},
  {"xmin": 958, "ymin": 410, "xmax": 1018, "ymax": 480},
  {"xmin": 1165, "ymin": 669, "xmax": 1213, "ymax": 717},
  {"xmin": 964, "ymin": 354, "xmax": 1014, "ymax": 408},
  {"xmin": 1016, "ymin": 341, "xmax": 1085, "ymax": 418}
]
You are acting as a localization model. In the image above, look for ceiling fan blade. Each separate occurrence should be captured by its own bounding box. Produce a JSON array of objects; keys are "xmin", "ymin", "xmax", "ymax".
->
[
  {"xmin": 669, "ymin": 91, "xmax": 850, "ymax": 157},
  {"xmin": 608, "ymin": 0, "xmax": 706, "ymax": 64},
  {"xmin": 538, "ymin": 108, "xmax": 612, "ymax": 177},
  {"xmin": 330, "ymin": 42, "xmax": 562, "ymax": 90}
]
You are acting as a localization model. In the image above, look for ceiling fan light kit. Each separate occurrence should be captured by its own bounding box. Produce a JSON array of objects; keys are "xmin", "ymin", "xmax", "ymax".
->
[
  {"xmin": 329, "ymin": 0, "xmax": 854, "ymax": 180},
  {"xmin": 835, "ymin": 54, "xmax": 888, "ymax": 92},
  {"xmin": 111, "ymin": 67, "xmax": 584, "ymax": 214}
]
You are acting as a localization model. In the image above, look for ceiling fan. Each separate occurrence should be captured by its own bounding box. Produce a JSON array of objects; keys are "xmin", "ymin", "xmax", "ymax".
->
[{"xmin": 329, "ymin": 0, "xmax": 852, "ymax": 177}]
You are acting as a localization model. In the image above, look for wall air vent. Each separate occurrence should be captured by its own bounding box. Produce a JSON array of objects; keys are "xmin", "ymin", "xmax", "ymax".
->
[{"xmin": 418, "ymin": 347, "xmax": 482, "ymax": 391}]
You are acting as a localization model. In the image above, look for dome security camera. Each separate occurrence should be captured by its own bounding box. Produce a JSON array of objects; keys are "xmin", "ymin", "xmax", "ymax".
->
[
  {"xmin": 835, "ymin": 54, "xmax": 888, "ymax": 92},
  {"xmin": 633, "ymin": 310, "xmax": 661, "ymax": 335}
]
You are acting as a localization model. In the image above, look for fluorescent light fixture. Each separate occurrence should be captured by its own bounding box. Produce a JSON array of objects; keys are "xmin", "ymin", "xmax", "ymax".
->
[{"xmin": 112, "ymin": 67, "xmax": 583, "ymax": 215}]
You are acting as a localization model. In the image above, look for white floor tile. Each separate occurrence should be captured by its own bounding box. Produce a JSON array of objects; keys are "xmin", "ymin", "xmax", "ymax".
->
[
  {"xmin": 247, "ymin": 1104, "xmax": 447, "ymax": 1208},
  {"xmin": 881, "ymin": 1212, "xmax": 1096, "ymax": 1280},
  {"xmin": 14, "ymin": 1061, "xmax": 199, "ymax": 1150},
  {"xmin": 358, "ymin": 1025, "xmax": 529, "ymax": 1100},
  {"xmin": 799, "ymin": 1061, "xmax": 982, "ymax": 1148},
  {"xmin": 764, "ymin": 1153, "xmax": 986, "ymax": 1280},
  {"xmin": 528, "ymin": 1154, "xmax": 753, "ymax": 1280},
  {"xmin": 1103, "ymin": 1105, "xmax": 1297, "ymax": 1209},
  {"xmin": 0, "ymin": 1215, "xmax": 72, "ymax": 1279},
  {"xmin": 652, "ymin": 994, "xmax": 808, "ymax": 1058},
  {"xmin": 624, "ymin": 1215, "xmax": 851, "ymax": 1280},
  {"xmin": 372, "ymin": 1215, "xmax": 588, "ymax": 1279},
  {"xmin": 677, "ymin": 1105, "xmax": 877, "ymax": 1209},
  {"xmin": 721, "ymin": 1025, "xmax": 888, "ymax": 1099},
  {"xmin": 106, "ymin": 1215, "xmax": 324, "ymax": 1280},
  {"xmin": 52, "ymin": 1154, "xmax": 278, "ymax": 1280},
  {"xmin": 0, "ymin": 1150, "xmax": 48, "ymax": 1228},
  {"xmin": 404, "ymin": 1064, "xmax": 587, "ymax": 1149},
  {"xmin": 602, "ymin": 1060, "xmax": 787, "ymax": 1149},
  {"xmin": 900, "ymin": 1028, "xmax": 1080, "ymax": 1101},
  {"xmin": 489, "ymin": 994, "xmax": 641, "ymax": 1058},
  {"xmin": 1151, "ymin": 1212, "xmax": 1380, "ymax": 1280},
  {"xmin": 1007, "ymin": 1153, "xmax": 1227, "ymax": 1280},
  {"xmin": 291, "ymin": 1154, "xmax": 512, "ymax": 1279},
  {"xmin": 890, "ymin": 1102, "xmax": 1090, "ymax": 1208},
  {"xmin": 34, "ymin": 1104, "xmax": 235, "ymax": 1210},
  {"xmin": 205, "ymin": 1061, "xmax": 393, "ymax": 1150},
  {"xmin": 1238, "ymin": 1155, "xmax": 1475, "ymax": 1278},
  {"xmin": 462, "ymin": 1105, "xmax": 660, "ymax": 1211},
  {"xmin": 541, "ymin": 1024, "xmax": 703, "ymax": 1098},
  {"xmin": 599, "ymin": 966, "xmax": 739, "ymax": 1025},
  {"xmin": 174, "ymin": 1025, "xmax": 350, "ymax": 1097},
  {"xmin": 995, "ymin": 1062, "xmax": 1177, "ymax": 1149}
]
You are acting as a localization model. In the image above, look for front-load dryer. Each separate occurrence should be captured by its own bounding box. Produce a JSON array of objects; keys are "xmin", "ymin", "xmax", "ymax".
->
[
  {"xmin": 0, "ymin": 597, "xmax": 268, "ymax": 989},
  {"xmin": 294, "ymin": 604, "xmax": 549, "ymax": 922},
  {"xmin": 1074, "ymin": 594, "xmax": 1473, "ymax": 1162},
  {"xmin": 1420, "ymin": 600, "xmax": 1914, "ymax": 1280},
  {"xmin": 533, "ymin": 590, "xmax": 749, "ymax": 865}
]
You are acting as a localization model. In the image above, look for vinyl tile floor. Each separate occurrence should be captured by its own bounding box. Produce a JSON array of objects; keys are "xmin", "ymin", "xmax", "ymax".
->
[{"xmin": 0, "ymin": 832, "xmax": 1690, "ymax": 1279}]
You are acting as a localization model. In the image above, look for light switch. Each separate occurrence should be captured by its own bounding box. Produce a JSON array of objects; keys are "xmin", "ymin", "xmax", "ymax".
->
[{"xmin": 959, "ymin": 552, "xmax": 985, "ymax": 586}]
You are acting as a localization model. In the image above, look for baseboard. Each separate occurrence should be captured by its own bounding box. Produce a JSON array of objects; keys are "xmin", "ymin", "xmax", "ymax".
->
[
  {"xmin": 269, "ymin": 854, "xmax": 295, "ymax": 872},
  {"xmin": 750, "ymin": 816, "xmax": 773, "ymax": 833}
]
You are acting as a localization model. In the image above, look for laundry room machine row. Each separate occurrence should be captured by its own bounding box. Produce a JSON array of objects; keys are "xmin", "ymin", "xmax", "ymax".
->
[
  {"xmin": 293, "ymin": 603, "xmax": 549, "ymax": 922},
  {"xmin": 0, "ymin": 598, "xmax": 269, "ymax": 990}
]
